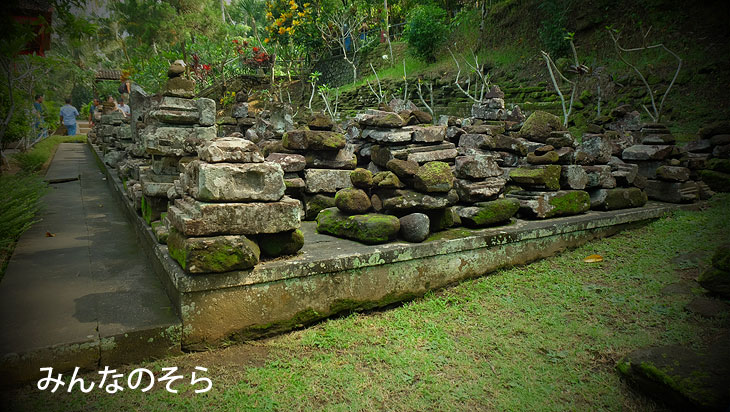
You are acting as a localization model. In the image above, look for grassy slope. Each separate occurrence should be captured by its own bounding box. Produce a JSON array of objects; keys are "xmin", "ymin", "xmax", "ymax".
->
[
  {"xmin": 325, "ymin": 0, "xmax": 729, "ymax": 140},
  {"xmin": 3, "ymin": 194, "xmax": 729, "ymax": 411},
  {"xmin": 0, "ymin": 135, "xmax": 87, "ymax": 279}
]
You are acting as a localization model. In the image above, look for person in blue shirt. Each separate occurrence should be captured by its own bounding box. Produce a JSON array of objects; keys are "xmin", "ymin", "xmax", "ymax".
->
[
  {"xmin": 32, "ymin": 94, "xmax": 47, "ymax": 140},
  {"xmin": 59, "ymin": 98, "xmax": 80, "ymax": 136}
]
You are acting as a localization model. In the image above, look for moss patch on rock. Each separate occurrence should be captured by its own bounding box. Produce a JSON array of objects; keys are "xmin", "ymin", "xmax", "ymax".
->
[
  {"xmin": 335, "ymin": 188, "xmax": 372, "ymax": 214},
  {"xmin": 519, "ymin": 110, "xmax": 564, "ymax": 142},
  {"xmin": 167, "ymin": 229, "xmax": 260, "ymax": 273},
  {"xmin": 414, "ymin": 161, "xmax": 454, "ymax": 193},
  {"xmin": 509, "ymin": 165, "xmax": 561, "ymax": 191},
  {"xmin": 350, "ymin": 168, "xmax": 373, "ymax": 189},
  {"xmin": 316, "ymin": 207, "xmax": 400, "ymax": 245},
  {"xmin": 545, "ymin": 190, "xmax": 590, "ymax": 218},
  {"xmin": 699, "ymin": 169, "xmax": 730, "ymax": 192},
  {"xmin": 258, "ymin": 229, "xmax": 304, "ymax": 257}
]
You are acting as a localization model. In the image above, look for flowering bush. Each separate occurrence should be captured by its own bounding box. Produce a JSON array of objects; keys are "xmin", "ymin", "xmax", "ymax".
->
[
  {"xmin": 189, "ymin": 53, "xmax": 212, "ymax": 83},
  {"xmin": 233, "ymin": 38, "xmax": 275, "ymax": 71},
  {"xmin": 264, "ymin": 0, "xmax": 313, "ymax": 44}
]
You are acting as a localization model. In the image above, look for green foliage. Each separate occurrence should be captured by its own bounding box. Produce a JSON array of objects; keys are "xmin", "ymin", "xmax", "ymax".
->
[
  {"xmin": 538, "ymin": 0, "xmax": 571, "ymax": 57},
  {"xmin": 0, "ymin": 173, "xmax": 48, "ymax": 277},
  {"xmin": 403, "ymin": 4, "xmax": 449, "ymax": 62}
]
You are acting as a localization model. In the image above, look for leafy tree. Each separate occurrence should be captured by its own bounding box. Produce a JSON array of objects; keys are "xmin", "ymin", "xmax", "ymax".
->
[{"xmin": 403, "ymin": 4, "xmax": 448, "ymax": 62}]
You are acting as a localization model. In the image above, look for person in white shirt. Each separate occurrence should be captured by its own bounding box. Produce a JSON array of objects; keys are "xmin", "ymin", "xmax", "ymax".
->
[{"xmin": 117, "ymin": 97, "xmax": 130, "ymax": 117}]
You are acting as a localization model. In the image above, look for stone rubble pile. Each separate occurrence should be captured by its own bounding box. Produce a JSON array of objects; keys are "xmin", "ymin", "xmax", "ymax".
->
[
  {"xmin": 166, "ymin": 137, "xmax": 303, "ymax": 273},
  {"xmin": 134, "ymin": 61, "xmax": 218, "ymax": 229},
  {"xmin": 685, "ymin": 121, "xmax": 730, "ymax": 193},
  {"xmin": 87, "ymin": 104, "xmax": 133, "ymax": 169},
  {"xmin": 620, "ymin": 122, "xmax": 711, "ymax": 203}
]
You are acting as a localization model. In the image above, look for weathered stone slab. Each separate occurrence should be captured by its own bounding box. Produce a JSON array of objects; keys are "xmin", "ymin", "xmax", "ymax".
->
[
  {"xmin": 459, "ymin": 133, "xmax": 494, "ymax": 150},
  {"xmin": 197, "ymin": 98, "xmax": 216, "ymax": 126},
  {"xmin": 560, "ymin": 165, "xmax": 589, "ymax": 190},
  {"xmin": 197, "ymin": 137, "xmax": 264, "ymax": 163},
  {"xmin": 266, "ymin": 153, "xmax": 306, "ymax": 172},
  {"xmin": 507, "ymin": 190, "xmax": 590, "ymax": 219},
  {"xmin": 316, "ymin": 208, "xmax": 400, "ymax": 245},
  {"xmin": 622, "ymin": 144, "xmax": 673, "ymax": 161},
  {"xmin": 454, "ymin": 177, "xmax": 506, "ymax": 203},
  {"xmin": 140, "ymin": 171, "xmax": 178, "ymax": 198},
  {"xmin": 358, "ymin": 112, "xmax": 405, "ymax": 128},
  {"xmin": 583, "ymin": 165, "xmax": 616, "ymax": 189},
  {"xmin": 167, "ymin": 230, "xmax": 259, "ymax": 274},
  {"xmin": 589, "ymin": 187, "xmax": 647, "ymax": 211},
  {"xmin": 143, "ymin": 125, "xmax": 217, "ymax": 156},
  {"xmin": 283, "ymin": 130, "xmax": 346, "ymax": 151},
  {"xmin": 185, "ymin": 161, "xmax": 284, "ymax": 202},
  {"xmin": 372, "ymin": 189, "xmax": 459, "ymax": 212},
  {"xmin": 411, "ymin": 125, "xmax": 446, "ymax": 143},
  {"xmin": 493, "ymin": 135, "xmax": 527, "ymax": 155},
  {"xmin": 305, "ymin": 149, "xmax": 357, "ymax": 170},
  {"xmin": 575, "ymin": 134, "xmax": 612, "ymax": 165},
  {"xmin": 644, "ymin": 180, "xmax": 699, "ymax": 203},
  {"xmin": 361, "ymin": 127, "xmax": 413, "ymax": 144},
  {"xmin": 455, "ymin": 155, "xmax": 502, "ymax": 179},
  {"xmin": 509, "ymin": 165, "xmax": 562, "ymax": 191},
  {"xmin": 304, "ymin": 169, "xmax": 353, "ymax": 193},
  {"xmin": 407, "ymin": 148, "xmax": 458, "ymax": 164},
  {"xmin": 656, "ymin": 165, "xmax": 690, "ymax": 182},
  {"xmin": 456, "ymin": 198, "xmax": 519, "ymax": 227},
  {"xmin": 231, "ymin": 102, "xmax": 249, "ymax": 119},
  {"xmin": 168, "ymin": 196, "xmax": 301, "ymax": 236}
]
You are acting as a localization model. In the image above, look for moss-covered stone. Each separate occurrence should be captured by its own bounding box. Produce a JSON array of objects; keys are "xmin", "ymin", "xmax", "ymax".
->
[
  {"xmin": 335, "ymin": 188, "xmax": 372, "ymax": 214},
  {"xmin": 590, "ymin": 187, "xmax": 648, "ymax": 211},
  {"xmin": 698, "ymin": 267, "xmax": 730, "ymax": 297},
  {"xmin": 373, "ymin": 171, "xmax": 405, "ymax": 189},
  {"xmin": 698, "ymin": 169, "xmax": 730, "ymax": 192},
  {"xmin": 519, "ymin": 110, "xmax": 564, "ymax": 142},
  {"xmin": 167, "ymin": 229, "xmax": 260, "ymax": 273},
  {"xmin": 509, "ymin": 165, "xmax": 561, "ymax": 191},
  {"xmin": 151, "ymin": 220, "xmax": 169, "ymax": 244},
  {"xmin": 258, "ymin": 229, "xmax": 304, "ymax": 257},
  {"xmin": 616, "ymin": 344, "xmax": 730, "ymax": 411},
  {"xmin": 386, "ymin": 158, "xmax": 419, "ymax": 180},
  {"xmin": 711, "ymin": 244, "xmax": 730, "ymax": 272},
  {"xmin": 282, "ymin": 130, "xmax": 346, "ymax": 151},
  {"xmin": 141, "ymin": 195, "xmax": 167, "ymax": 225},
  {"xmin": 706, "ymin": 158, "xmax": 730, "ymax": 174},
  {"xmin": 545, "ymin": 190, "xmax": 591, "ymax": 218},
  {"xmin": 315, "ymin": 207, "xmax": 400, "ymax": 245},
  {"xmin": 414, "ymin": 161, "xmax": 454, "ymax": 193},
  {"xmin": 458, "ymin": 198, "xmax": 520, "ymax": 227},
  {"xmin": 526, "ymin": 151, "xmax": 559, "ymax": 164},
  {"xmin": 426, "ymin": 207, "xmax": 458, "ymax": 232},
  {"xmin": 350, "ymin": 168, "xmax": 373, "ymax": 189},
  {"xmin": 304, "ymin": 194, "xmax": 336, "ymax": 220}
]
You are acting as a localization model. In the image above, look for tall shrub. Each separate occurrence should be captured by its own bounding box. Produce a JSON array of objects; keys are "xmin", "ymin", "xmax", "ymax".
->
[{"xmin": 403, "ymin": 5, "xmax": 448, "ymax": 62}]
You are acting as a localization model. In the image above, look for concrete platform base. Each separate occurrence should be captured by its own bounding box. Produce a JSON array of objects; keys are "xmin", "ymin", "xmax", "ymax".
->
[{"xmin": 90, "ymin": 142, "xmax": 698, "ymax": 351}]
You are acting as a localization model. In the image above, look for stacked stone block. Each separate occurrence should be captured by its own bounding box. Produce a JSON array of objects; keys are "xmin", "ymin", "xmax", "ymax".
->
[
  {"xmin": 137, "ymin": 62, "xmax": 217, "ymax": 226},
  {"xmin": 685, "ymin": 121, "xmax": 730, "ymax": 193},
  {"xmin": 621, "ymin": 123, "xmax": 705, "ymax": 203},
  {"xmin": 166, "ymin": 137, "xmax": 303, "ymax": 273}
]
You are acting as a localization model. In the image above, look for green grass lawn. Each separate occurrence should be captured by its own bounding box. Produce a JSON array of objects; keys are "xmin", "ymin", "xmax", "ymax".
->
[{"xmin": 3, "ymin": 195, "xmax": 729, "ymax": 411}]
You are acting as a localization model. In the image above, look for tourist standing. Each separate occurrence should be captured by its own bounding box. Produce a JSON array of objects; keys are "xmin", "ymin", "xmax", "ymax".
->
[
  {"xmin": 32, "ymin": 94, "xmax": 47, "ymax": 140},
  {"xmin": 59, "ymin": 98, "xmax": 80, "ymax": 136},
  {"xmin": 117, "ymin": 96, "xmax": 130, "ymax": 117},
  {"xmin": 89, "ymin": 98, "xmax": 100, "ymax": 125}
]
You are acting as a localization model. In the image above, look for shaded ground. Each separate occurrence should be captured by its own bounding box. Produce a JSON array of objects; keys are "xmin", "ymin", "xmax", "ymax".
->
[{"xmin": 1, "ymin": 194, "xmax": 729, "ymax": 411}]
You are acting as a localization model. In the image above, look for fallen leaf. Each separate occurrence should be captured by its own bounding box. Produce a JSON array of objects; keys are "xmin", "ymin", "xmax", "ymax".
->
[
  {"xmin": 583, "ymin": 254, "xmax": 603, "ymax": 263},
  {"xmin": 45, "ymin": 231, "xmax": 55, "ymax": 237}
]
